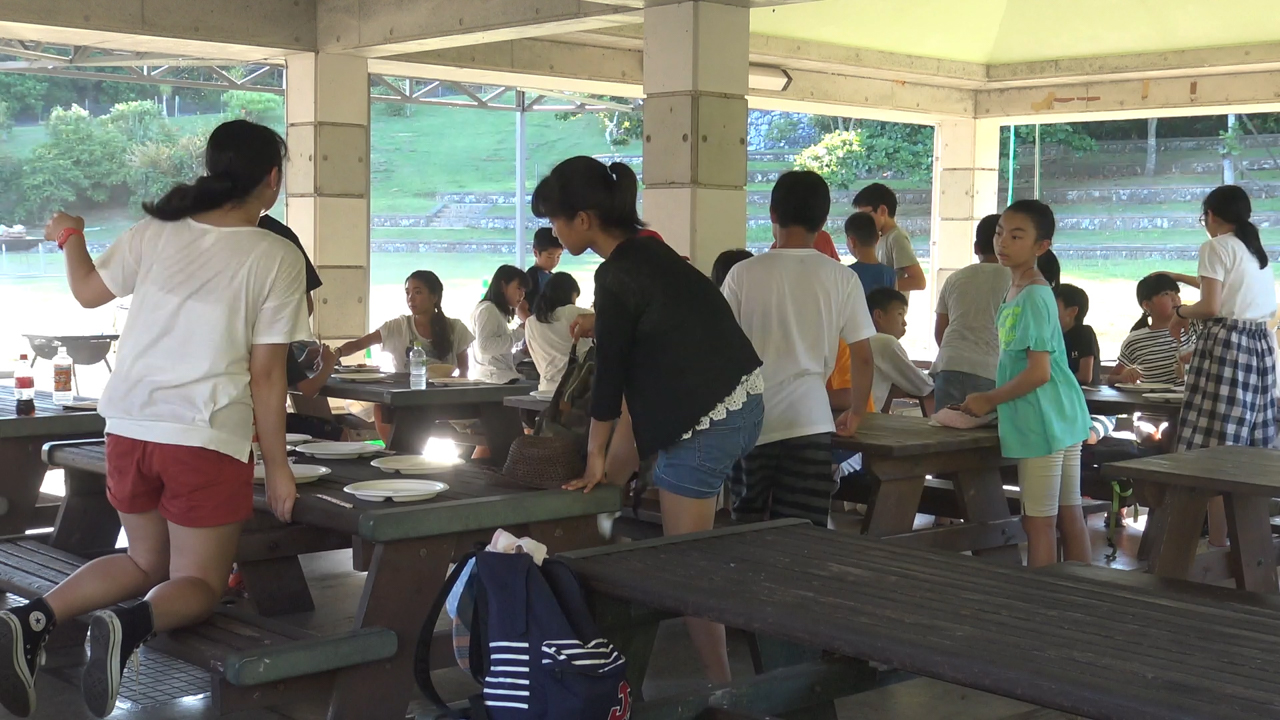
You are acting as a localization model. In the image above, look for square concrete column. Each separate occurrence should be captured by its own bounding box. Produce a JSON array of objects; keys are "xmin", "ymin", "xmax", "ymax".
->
[
  {"xmin": 930, "ymin": 118, "xmax": 1002, "ymax": 302},
  {"xmin": 284, "ymin": 52, "xmax": 370, "ymax": 343},
  {"xmin": 642, "ymin": 1, "xmax": 749, "ymax": 272}
]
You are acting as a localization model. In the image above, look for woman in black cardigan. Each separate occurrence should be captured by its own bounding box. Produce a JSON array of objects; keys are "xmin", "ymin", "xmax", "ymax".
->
[{"xmin": 533, "ymin": 156, "xmax": 763, "ymax": 684}]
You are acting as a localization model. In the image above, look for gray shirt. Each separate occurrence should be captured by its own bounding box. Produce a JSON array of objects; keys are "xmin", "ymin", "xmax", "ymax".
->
[
  {"xmin": 878, "ymin": 225, "xmax": 921, "ymax": 302},
  {"xmin": 931, "ymin": 262, "xmax": 1011, "ymax": 380}
]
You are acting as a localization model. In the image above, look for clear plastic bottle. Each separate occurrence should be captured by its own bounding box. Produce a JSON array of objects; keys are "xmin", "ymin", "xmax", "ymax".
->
[
  {"xmin": 409, "ymin": 341, "xmax": 427, "ymax": 390},
  {"xmin": 52, "ymin": 347, "xmax": 73, "ymax": 405},
  {"xmin": 14, "ymin": 355, "xmax": 34, "ymax": 416}
]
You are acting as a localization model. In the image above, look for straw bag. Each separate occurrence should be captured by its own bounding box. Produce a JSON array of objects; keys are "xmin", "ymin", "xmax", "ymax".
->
[{"xmin": 503, "ymin": 343, "xmax": 594, "ymax": 488}]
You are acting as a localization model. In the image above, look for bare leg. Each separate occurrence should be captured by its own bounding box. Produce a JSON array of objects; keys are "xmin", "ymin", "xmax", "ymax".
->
[
  {"xmin": 147, "ymin": 521, "xmax": 242, "ymax": 631},
  {"xmin": 45, "ymin": 510, "xmax": 170, "ymax": 622},
  {"xmin": 1022, "ymin": 515, "xmax": 1059, "ymax": 568},
  {"xmin": 605, "ymin": 398, "xmax": 639, "ymax": 484},
  {"xmin": 659, "ymin": 489, "xmax": 730, "ymax": 685},
  {"xmin": 1056, "ymin": 505, "xmax": 1092, "ymax": 563},
  {"xmin": 1207, "ymin": 496, "xmax": 1229, "ymax": 547}
]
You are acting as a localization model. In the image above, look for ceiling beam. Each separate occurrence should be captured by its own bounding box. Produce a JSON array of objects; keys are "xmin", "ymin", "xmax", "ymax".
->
[{"xmin": 317, "ymin": 0, "xmax": 642, "ymax": 57}]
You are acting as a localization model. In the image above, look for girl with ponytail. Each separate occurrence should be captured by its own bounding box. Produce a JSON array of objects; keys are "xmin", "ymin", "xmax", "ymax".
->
[
  {"xmin": 14, "ymin": 120, "xmax": 311, "ymax": 717},
  {"xmin": 1167, "ymin": 184, "xmax": 1278, "ymax": 547},
  {"xmin": 533, "ymin": 155, "xmax": 764, "ymax": 685},
  {"xmin": 1110, "ymin": 273, "xmax": 1198, "ymax": 386},
  {"xmin": 339, "ymin": 270, "xmax": 473, "ymax": 375}
]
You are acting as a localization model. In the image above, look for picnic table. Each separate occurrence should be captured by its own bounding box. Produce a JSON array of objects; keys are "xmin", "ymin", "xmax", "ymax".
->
[
  {"xmin": 565, "ymin": 519, "xmax": 1280, "ymax": 720},
  {"xmin": 42, "ymin": 439, "xmax": 622, "ymax": 720},
  {"xmin": 0, "ymin": 385, "xmax": 102, "ymax": 539},
  {"xmin": 321, "ymin": 373, "xmax": 533, "ymax": 464},
  {"xmin": 833, "ymin": 413, "xmax": 1020, "ymax": 557},
  {"xmin": 1081, "ymin": 385, "xmax": 1183, "ymax": 418},
  {"xmin": 1105, "ymin": 446, "xmax": 1280, "ymax": 593}
]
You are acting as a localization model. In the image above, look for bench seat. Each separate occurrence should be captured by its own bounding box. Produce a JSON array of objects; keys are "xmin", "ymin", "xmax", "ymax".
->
[{"xmin": 838, "ymin": 474, "xmax": 1111, "ymax": 518}]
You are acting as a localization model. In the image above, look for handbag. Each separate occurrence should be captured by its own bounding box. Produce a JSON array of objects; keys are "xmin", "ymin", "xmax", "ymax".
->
[{"xmin": 502, "ymin": 343, "xmax": 594, "ymax": 488}]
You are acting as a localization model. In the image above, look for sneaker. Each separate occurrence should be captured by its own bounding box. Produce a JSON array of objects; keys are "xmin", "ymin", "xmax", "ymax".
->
[
  {"xmin": 82, "ymin": 603, "xmax": 153, "ymax": 718},
  {"xmin": 0, "ymin": 600, "xmax": 56, "ymax": 718}
]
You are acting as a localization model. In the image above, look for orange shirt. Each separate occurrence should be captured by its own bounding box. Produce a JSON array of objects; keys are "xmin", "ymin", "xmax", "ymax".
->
[
  {"xmin": 825, "ymin": 340, "xmax": 876, "ymax": 413},
  {"xmin": 770, "ymin": 230, "xmax": 842, "ymax": 261}
]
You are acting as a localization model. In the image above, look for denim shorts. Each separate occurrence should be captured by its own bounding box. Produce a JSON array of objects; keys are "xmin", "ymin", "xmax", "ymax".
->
[
  {"xmin": 933, "ymin": 370, "xmax": 996, "ymax": 410},
  {"xmin": 654, "ymin": 392, "xmax": 764, "ymax": 499}
]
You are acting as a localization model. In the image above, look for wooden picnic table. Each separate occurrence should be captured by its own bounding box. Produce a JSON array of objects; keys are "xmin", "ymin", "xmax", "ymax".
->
[
  {"xmin": 833, "ymin": 413, "xmax": 1020, "ymax": 557},
  {"xmin": 0, "ymin": 385, "xmax": 102, "ymax": 539},
  {"xmin": 1081, "ymin": 385, "xmax": 1183, "ymax": 418},
  {"xmin": 1105, "ymin": 446, "xmax": 1280, "ymax": 594},
  {"xmin": 43, "ymin": 438, "xmax": 621, "ymax": 720},
  {"xmin": 565, "ymin": 519, "xmax": 1280, "ymax": 720},
  {"xmin": 321, "ymin": 373, "xmax": 534, "ymax": 465}
]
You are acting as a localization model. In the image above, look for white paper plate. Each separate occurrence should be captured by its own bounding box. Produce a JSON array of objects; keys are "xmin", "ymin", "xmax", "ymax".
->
[
  {"xmin": 295, "ymin": 442, "xmax": 382, "ymax": 460},
  {"xmin": 338, "ymin": 372, "xmax": 391, "ymax": 382},
  {"xmin": 530, "ymin": 390, "xmax": 555, "ymax": 400},
  {"xmin": 285, "ymin": 433, "xmax": 312, "ymax": 445},
  {"xmin": 335, "ymin": 364, "xmax": 380, "ymax": 373},
  {"xmin": 253, "ymin": 464, "xmax": 330, "ymax": 483},
  {"xmin": 370, "ymin": 455, "xmax": 457, "ymax": 475},
  {"xmin": 1116, "ymin": 382, "xmax": 1177, "ymax": 391},
  {"xmin": 343, "ymin": 479, "xmax": 449, "ymax": 503},
  {"xmin": 430, "ymin": 377, "xmax": 492, "ymax": 386},
  {"xmin": 1143, "ymin": 392, "xmax": 1186, "ymax": 402}
]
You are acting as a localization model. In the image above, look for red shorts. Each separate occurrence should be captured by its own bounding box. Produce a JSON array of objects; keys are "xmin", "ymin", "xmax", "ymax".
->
[{"xmin": 105, "ymin": 434, "xmax": 254, "ymax": 528}]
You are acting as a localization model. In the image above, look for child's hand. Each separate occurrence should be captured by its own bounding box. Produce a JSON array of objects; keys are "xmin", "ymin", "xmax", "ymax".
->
[
  {"xmin": 1168, "ymin": 312, "xmax": 1191, "ymax": 343},
  {"xmin": 516, "ymin": 300, "xmax": 531, "ymax": 323},
  {"xmin": 570, "ymin": 313, "xmax": 596, "ymax": 340},
  {"xmin": 959, "ymin": 392, "xmax": 995, "ymax": 418},
  {"xmin": 1117, "ymin": 365, "xmax": 1143, "ymax": 384}
]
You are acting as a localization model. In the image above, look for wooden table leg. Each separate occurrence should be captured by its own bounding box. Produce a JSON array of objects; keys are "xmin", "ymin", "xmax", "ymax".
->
[
  {"xmin": 1224, "ymin": 492, "xmax": 1279, "ymax": 594},
  {"xmin": 238, "ymin": 556, "xmax": 315, "ymax": 616},
  {"xmin": 49, "ymin": 468, "xmax": 120, "ymax": 556},
  {"xmin": 1147, "ymin": 485, "xmax": 1213, "ymax": 581},
  {"xmin": 0, "ymin": 437, "xmax": 54, "ymax": 537},
  {"xmin": 1136, "ymin": 483, "xmax": 1167, "ymax": 563},
  {"xmin": 953, "ymin": 467, "xmax": 1022, "ymax": 563},
  {"xmin": 478, "ymin": 403, "xmax": 525, "ymax": 469},
  {"xmin": 385, "ymin": 406, "xmax": 446, "ymax": 454},
  {"xmin": 327, "ymin": 535, "xmax": 454, "ymax": 720},
  {"xmin": 862, "ymin": 476, "xmax": 926, "ymax": 538}
]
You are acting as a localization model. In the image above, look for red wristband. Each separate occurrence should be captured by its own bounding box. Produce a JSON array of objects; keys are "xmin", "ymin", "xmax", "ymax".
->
[{"xmin": 55, "ymin": 227, "xmax": 83, "ymax": 250}]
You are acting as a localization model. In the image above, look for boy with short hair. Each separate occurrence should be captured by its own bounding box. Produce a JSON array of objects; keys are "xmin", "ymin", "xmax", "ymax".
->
[
  {"xmin": 1054, "ymin": 283, "xmax": 1100, "ymax": 386},
  {"xmin": 844, "ymin": 211, "xmax": 896, "ymax": 294},
  {"xmin": 866, "ymin": 287, "xmax": 934, "ymax": 412},
  {"xmin": 722, "ymin": 171, "xmax": 876, "ymax": 527},
  {"xmin": 525, "ymin": 227, "xmax": 563, "ymax": 308},
  {"xmin": 852, "ymin": 182, "xmax": 926, "ymax": 295}
]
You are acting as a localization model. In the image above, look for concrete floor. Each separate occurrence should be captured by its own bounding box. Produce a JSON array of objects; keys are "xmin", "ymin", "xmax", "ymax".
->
[{"xmin": 10, "ymin": 508, "xmax": 1141, "ymax": 720}]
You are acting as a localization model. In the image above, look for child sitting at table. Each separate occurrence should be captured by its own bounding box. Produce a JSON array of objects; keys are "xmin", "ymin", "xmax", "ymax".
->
[
  {"xmin": 1111, "ymin": 273, "xmax": 1197, "ymax": 387},
  {"xmin": 472, "ymin": 265, "xmax": 531, "ymax": 384},
  {"xmin": 339, "ymin": 270, "xmax": 474, "ymax": 374},
  {"xmin": 526, "ymin": 272, "xmax": 593, "ymax": 394},
  {"xmin": 1054, "ymin": 284, "xmax": 1100, "ymax": 386},
  {"xmin": 960, "ymin": 200, "xmax": 1092, "ymax": 569},
  {"xmin": 866, "ymin": 287, "xmax": 934, "ymax": 413}
]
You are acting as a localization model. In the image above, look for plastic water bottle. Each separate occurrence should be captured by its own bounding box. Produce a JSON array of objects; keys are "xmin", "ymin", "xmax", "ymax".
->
[
  {"xmin": 409, "ymin": 342, "xmax": 427, "ymax": 390},
  {"xmin": 52, "ymin": 347, "xmax": 73, "ymax": 405}
]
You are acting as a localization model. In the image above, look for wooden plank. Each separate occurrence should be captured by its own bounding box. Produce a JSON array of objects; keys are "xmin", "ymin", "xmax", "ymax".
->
[
  {"xmin": 862, "ymin": 477, "xmax": 925, "ymax": 537},
  {"xmin": 563, "ymin": 519, "xmax": 811, "ymax": 561},
  {"xmin": 237, "ymin": 556, "xmax": 315, "ymax": 616},
  {"xmin": 0, "ymin": 387, "xmax": 105, "ymax": 439},
  {"xmin": 320, "ymin": 376, "xmax": 535, "ymax": 408},
  {"xmin": 212, "ymin": 671, "xmax": 335, "ymax": 716},
  {"xmin": 223, "ymin": 627, "xmax": 397, "ymax": 686},
  {"xmin": 1224, "ymin": 493, "xmax": 1279, "ymax": 593},
  {"xmin": 832, "ymin": 413, "xmax": 1001, "ymax": 458},
  {"xmin": 881, "ymin": 518, "xmax": 1025, "ymax": 552},
  {"xmin": 1104, "ymin": 446, "xmax": 1280, "ymax": 496},
  {"xmin": 0, "ymin": 541, "xmax": 83, "ymax": 576},
  {"xmin": 1148, "ymin": 485, "xmax": 1214, "ymax": 582},
  {"xmin": 236, "ymin": 525, "xmax": 350, "ymax": 562}
]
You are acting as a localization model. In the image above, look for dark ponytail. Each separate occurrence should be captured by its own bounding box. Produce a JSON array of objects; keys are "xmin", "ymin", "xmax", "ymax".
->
[
  {"xmin": 1203, "ymin": 184, "xmax": 1269, "ymax": 269},
  {"xmin": 531, "ymin": 156, "xmax": 645, "ymax": 234},
  {"xmin": 143, "ymin": 119, "xmax": 286, "ymax": 221},
  {"xmin": 1130, "ymin": 313, "xmax": 1151, "ymax": 332},
  {"xmin": 406, "ymin": 270, "xmax": 452, "ymax": 359},
  {"xmin": 1037, "ymin": 248, "xmax": 1060, "ymax": 288},
  {"xmin": 533, "ymin": 272, "xmax": 582, "ymax": 324}
]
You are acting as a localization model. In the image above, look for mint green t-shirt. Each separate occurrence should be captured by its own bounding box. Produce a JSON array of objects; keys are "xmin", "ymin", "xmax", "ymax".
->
[{"xmin": 995, "ymin": 285, "xmax": 1091, "ymax": 458}]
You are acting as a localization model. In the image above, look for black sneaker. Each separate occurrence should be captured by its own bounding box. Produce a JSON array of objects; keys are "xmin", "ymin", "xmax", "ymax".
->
[
  {"xmin": 82, "ymin": 602, "xmax": 153, "ymax": 718},
  {"xmin": 0, "ymin": 599, "xmax": 56, "ymax": 718}
]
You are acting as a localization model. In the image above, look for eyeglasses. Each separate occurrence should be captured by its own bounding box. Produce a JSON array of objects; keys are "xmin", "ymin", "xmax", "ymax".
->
[{"xmin": 1198, "ymin": 213, "xmax": 1207, "ymax": 226}]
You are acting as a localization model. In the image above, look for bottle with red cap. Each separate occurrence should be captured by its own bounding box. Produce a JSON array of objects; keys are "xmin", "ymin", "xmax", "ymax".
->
[{"xmin": 14, "ymin": 355, "xmax": 34, "ymax": 417}]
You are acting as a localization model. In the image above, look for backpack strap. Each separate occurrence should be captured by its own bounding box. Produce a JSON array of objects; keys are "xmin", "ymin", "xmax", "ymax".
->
[{"xmin": 414, "ymin": 551, "xmax": 478, "ymax": 719}]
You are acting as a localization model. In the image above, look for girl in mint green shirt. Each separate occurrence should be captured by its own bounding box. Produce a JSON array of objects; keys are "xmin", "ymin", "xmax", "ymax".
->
[{"xmin": 960, "ymin": 200, "xmax": 1092, "ymax": 568}]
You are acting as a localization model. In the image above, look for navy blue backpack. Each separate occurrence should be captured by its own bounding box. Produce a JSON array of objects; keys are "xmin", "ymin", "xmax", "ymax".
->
[{"xmin": 414, "ymin": 550, "xmax": 632, "ymax": 720}]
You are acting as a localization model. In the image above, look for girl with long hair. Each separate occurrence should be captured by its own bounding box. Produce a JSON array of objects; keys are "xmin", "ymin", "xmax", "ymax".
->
[
  {"xmin": 339, "ymin": 270, "xmax": 473, "ymax": 374},
  {"xmin": 526, "ymin": 272, "xmax": 592, "ymax": 393},
  {"xmin": 471, "ymin": 265, "xmax": 531, "ymax": 384}
]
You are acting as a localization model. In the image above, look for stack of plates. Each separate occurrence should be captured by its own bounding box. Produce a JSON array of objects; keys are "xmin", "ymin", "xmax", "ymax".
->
[
  {"xmin": 285, "ymin": 433, "xmax": 312, "ymax": 445},
  {"xmin": 337, "ymin": 372, "xmax": 391, "ymax": 382},
  {"xmin": 530, "ymin": 389, "xmax": 555, "ymax": 401},
  {"xmin": 335, "ymin": 364, "xmax": 380, "ymax": 374},
  {"xmin": 1142, "ymin": 391, "xmax": 1186, "ymax": 403},
  {"xmin": 295, "ymin": 442, "xmax": 383, "ymax": 460},
  {"xmin": 254, "ymin": 464, "xmax": 330, "ymax": 483},
  {"xmin": 371, "ymin": 455, "xmax": 457, "ymax": 475},
  {"xmin": 343, "ymin": 479, "xmax": 449, "ymax": 503},
  {"xmin": 1116, "ymin": 382, "xmax": 1178, "ymax": 391}
]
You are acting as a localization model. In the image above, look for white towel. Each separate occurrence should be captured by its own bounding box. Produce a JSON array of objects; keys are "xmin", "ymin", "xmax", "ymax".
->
[{"xmin": 486, "ymin": 528, "xmax": 548, "ymax": 566}]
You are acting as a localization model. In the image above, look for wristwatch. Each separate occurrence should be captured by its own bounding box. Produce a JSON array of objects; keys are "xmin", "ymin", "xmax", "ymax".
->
[
  {"xmin": 1174, "ymin": 305, "xmax": 1185, "ymax": 319},
  {"xmin": 55, "ymin": 227, "xmax": 83, "ymax": 250}
]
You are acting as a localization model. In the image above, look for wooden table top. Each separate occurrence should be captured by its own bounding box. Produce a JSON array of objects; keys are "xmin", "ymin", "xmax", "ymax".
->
[
  {"xmin": 832, "ymin": 412, "xmax": 1000, "ymax": 458},
  {"xmin": 0, "ymin": 386, "xmax": 103, "ymax": 439},
  {"xmin": 321, "ymin": 373, "xmax": 535, "ymax": 408},
  {"xmin": 45, "ymin": 441, "xmax": 621, "ymax": 544},
  {"xmin": 1103, "ymin": 445, "xmax": 1280, "ymax": 495},
  {"xmin": 565, "ymin": 520, "xmax": 1280, "ymax": 720},
  {"xmin": 1081, "ymin": 385, "xmax": 1182, "ymax": 417},
  {"xmin": 504, "ymin": 394, "xmax": 551, "ymax": 412}
]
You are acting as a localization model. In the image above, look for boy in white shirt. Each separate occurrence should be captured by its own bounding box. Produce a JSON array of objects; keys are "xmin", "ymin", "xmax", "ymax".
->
[
  {"xmin": 866, "ymin": 287, "xmax": 935, "ymax": 413},
  {"xmin": 721, "ymin": 171, "xmax": 876, "ymax": 527}
]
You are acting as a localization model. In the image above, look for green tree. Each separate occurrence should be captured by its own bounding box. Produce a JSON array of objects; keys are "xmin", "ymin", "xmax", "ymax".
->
[
  {"xmin": 18, "ymin": 105, "xmax": 129, "ymax": 222},
  {"xmin": 0, "ymin": 100, "xmax": 13, "ymax": 138},
  {"xmin": 555, "ymin": 97, "xmax": 642, "ymax": 148},
  {"xmin": 795, "ymin": 122, "xmax": 936, "ymax": 187},
  {"xmin": 795, "ymin": 130, "xmax": 863, "ymax": 190},
  {"xmin": 127, "ymin": 134, "xmax": 205, "ymax": 205},
  {"xmin": 223, "ymin": 91, "xmax": 284, "ymax": 123},
  {"xmin": 103, "ymin": 100, "xmax": 169, "ymax": 144}
]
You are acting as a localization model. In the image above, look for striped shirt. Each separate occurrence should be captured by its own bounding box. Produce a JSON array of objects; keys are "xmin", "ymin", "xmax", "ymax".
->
[{"xmin": 1116, "ymin": 325, "xmax": 1198, "ymax": 385}]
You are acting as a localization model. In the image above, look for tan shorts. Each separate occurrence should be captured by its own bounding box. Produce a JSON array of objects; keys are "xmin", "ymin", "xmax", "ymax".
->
[{"xmin": 1018, "ymin": 443, "xmax": 1083, "ymax": 518}]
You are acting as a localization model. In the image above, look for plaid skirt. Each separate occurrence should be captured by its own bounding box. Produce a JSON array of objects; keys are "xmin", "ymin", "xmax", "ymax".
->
[{"xmin": 1177, "ymin": 318, "xmax": 1278, "ymax": 450}]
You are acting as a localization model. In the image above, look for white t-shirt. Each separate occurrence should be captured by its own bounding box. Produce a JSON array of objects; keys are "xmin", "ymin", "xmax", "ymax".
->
[
  {"xmin": 870, "ymin": 333, "xmax": 935, "ymax": 411},
  {"xmin": 722, "ymin": 249, "xmax": 876, "ymax": 444},
  {"xmin": 526, "ymin": 305, "xmax": 593, "ymax": 394},
  {"xmin": 931, "ymin": 263, "xmax": 1011, "ymax": 380},
  {"xmin": 471, "ymin": 301, "xmax": 525, "ymax": 384},
  {"xmin": 1198, "ymin": 232, "xmax": 1278, "ymax": 322},
  {"xmin": 97, "ymin": 217, "xmax": 311, "ymax": 461},
  {"xmin": 377, "ymin": 314, "xmax": 474, "ymax": 372}
]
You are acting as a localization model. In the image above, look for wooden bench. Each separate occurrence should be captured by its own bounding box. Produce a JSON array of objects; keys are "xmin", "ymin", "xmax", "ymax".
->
[
  {"xmin": 838, "ymin": 473, "xmax": 1110, "ymax": 520},
  {"xmin": 0, "ymin": 538, "xmax": 397, "ymax": 715}
]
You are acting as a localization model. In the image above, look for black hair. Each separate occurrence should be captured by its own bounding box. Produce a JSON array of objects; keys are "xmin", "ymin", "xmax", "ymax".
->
[
  {"xmin": 532, "ymin": 227, "xmax": 562, "ymax": 253},
  {"xmin": 482, "ymin": 265, "xmax": 531, "ymax": 321},
  {"xmin": 531, "ymin": 156, "xmax": 645, "ymax": 235},
  {"xmin": 533, "ymin": 272, "xmax": 581, "ymax": 324},
  {"xmin": 143, "ymin": 119, "xmax": 285, "ymax": 221},
  {"xmin": 852, "ymin": 182, "xmax": 898, "ymax": 218},
  {"xmin": 1004, "ymin": 199, "xmax": 1057, "ymax": 243},
  {"xmin": 866, "ymin": 286, "xmax": 909, "ymax": 315},
  {"xmin": 770, "ymin": 171, "xmax": 830, "ymax": 233},
  {"xmin": 1130, "ymin": 273, "xmax": 1182, "ymax": 331},
  {"xmin": 1037, "ymin": 249, "xmax": 1061, "ymax": 288},
  {"xmin": 712, "ymin": 249, "xmax": 754, "ymax": 288},
  {"xmin": 1203, "ymin": 184, "xmax": 1269, "ymax": 269},
  {"xmin": 843, "ymin": 212, "xmax": 879, "ymax": 248},
  {"xmin": 1054, "ymin": 283, "xmax": 1090, "ymax": 323},
  {"xmin": 975, "ymin": 213, "xmax": 1000, "ymax": 257},
  {"xmin": 405, "ymin": 270, "xmax": 452, "ymax": 359}
]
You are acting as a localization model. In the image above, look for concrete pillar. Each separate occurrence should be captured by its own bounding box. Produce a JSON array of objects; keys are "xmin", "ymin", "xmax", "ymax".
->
[
  {"xmin": 641, "ymin": 1, "xmax": 749, "ymax": 272},
  {"xmin": 930, "ymin": 117, "xmax": 1002, "ymax": 300},
  {"xmin": 284, "ymin": 52, "xmax": 370, "ymax": 344}
]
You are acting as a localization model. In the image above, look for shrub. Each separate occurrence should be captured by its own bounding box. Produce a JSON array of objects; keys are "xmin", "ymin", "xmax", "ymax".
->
[
  {"xmin": 18, "ymin": 106, "xmax": 129, "ymax": 222},
  {"xmin": 128, "ymin": 134, "xmax": 206, "ymax": 206},
  {"xmin": 795, "ymin": 130, "xmax": 863, "ymax": 190},
  {"xmin": 223, "ymin": 91, "xmax": 284, "ymax": 123}
]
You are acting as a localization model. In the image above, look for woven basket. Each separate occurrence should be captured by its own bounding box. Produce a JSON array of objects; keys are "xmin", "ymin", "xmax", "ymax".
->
[{"xmin": 502, "ymin": 435, "xmax": 585, "ymax": 489}]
